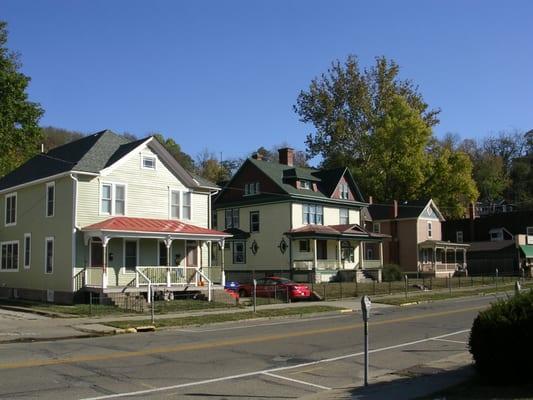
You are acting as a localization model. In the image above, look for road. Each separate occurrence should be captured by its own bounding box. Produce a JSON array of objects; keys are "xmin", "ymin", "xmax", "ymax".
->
[{"xmin": 0, "ymin": 295, "xmax": 498, "ymax": 399}]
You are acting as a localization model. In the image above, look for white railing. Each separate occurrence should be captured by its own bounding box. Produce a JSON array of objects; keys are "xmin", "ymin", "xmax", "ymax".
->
[
  {"xmin": 362, "ymin": 260, "xmax": 382, "ymax": 269},
  {"xmin": 317, "ymin": 259, "xmax": 341, "ymax": 269},
  {"xmin": 293, "ymin": 260, "xmax": 314, "ymax": 270},
  {"xmin": 135, "ymin": 266, "xmax": 213, "ymax": 302}
]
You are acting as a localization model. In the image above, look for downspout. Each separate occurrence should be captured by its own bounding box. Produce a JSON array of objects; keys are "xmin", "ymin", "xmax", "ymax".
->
[{"xmin": 70, "ymin": 174, "xmax": 79, "ymax": 292}]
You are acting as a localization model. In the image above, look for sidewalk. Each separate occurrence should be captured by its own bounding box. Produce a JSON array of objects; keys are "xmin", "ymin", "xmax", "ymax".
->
[
  {"xmin": 299, "ymin": 352, "xmax": 474, "ymax": 400},
  {"xmin": 0, "ymin": 298, "xmax": 379, "ymax": 343}
]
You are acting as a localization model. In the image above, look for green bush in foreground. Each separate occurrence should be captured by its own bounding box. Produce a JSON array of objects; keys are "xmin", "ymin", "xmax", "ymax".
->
[
  {"xmin": 382, "ymin": 264, "xmax": 403, "ymax": 282},
  {"xmin": 469, "ymin": 289, "xmax": 533, "ymax": 382}
]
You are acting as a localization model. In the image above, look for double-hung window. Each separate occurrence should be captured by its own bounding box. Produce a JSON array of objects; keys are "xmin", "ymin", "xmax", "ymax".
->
[
  {"xmin": 24, "ymin": 234, "xmax": 31, "ymax": 269},
  {"xmin": 339, "ymin": 208, "xmax": 349, "ymax": 224},
  {"xmin": 427, "ymin": 222, "xmax": 433, "ymax": 238},
  {"xmin": 340, "ymin": 183, "xmax": 349, "ymax": 200},
  {"xmin": 182, "ymin": 192, "xmax": 192, "ymax": 220},
  {"xmin": 1, "ymin": 241, "xmax": 18, "ymax": 271},
  {"xmin": 373, "ymin": 223, "xmax": 381, "ymax": 233},
  {"xmin": 5, "ymin": 193, "xmax": 16, "ymax": 226},
  {"xmin": 45, "ymin": 237, "xmax": 54, "ymax": 274},
  {"xmin": 170, "ymin": 191, "xmax": 192, "ymax": 220},
  {"xmin": 250, "ymin": 211, "xmax": 260, "ymax": 233},
  {"xmin": 303, "ymin": 204, "xmax": 323, "ymax": 225},
  {"xmin": 244, "ymin": 182, "xmax": 260, "ymax": 196},
  {"xmin": 225, "ymin": 208, "xmax": 239, "ymax": 229},
  {"xmin": 171, "ymin": 191, "xmax": 180, "ymax": 219},
  {"xmin": 46, "ymin": 182, "xmax": 55, "ymax": 217},
  {"xmin": 300, "ymin": 180, "xmax": 311, "ymax": 190},
  {"xmin": 299, "ymin": 240, "xmax": 310, "ymax": 252},
  {"xmin": 233, "ymin": 241, "xmax": 246, "ymax": 264},
  {"xmin": 101, "ymin": 183, "xmax": 126, "ymax": 215},
  {"xmin": 456, "ymin": 231, "xmax": 463, "ymax": 243}
]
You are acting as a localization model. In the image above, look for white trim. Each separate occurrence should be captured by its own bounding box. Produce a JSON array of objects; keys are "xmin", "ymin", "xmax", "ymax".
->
[
  {"xmin": 99, "ymin": 181, "xmax": 127, "ymax": 216},
  {"xmin": 0, "ymin": 240, "xmax": 19, "ymax": 272},
  {"xmin": 123, "ymin": 238, "xmax": 139, "ymax": 273},
  {"xmin": 44, "ymin": 237, "xmax": 54, "ymax": 274},
  {"xmin": 23, "ymin": 233, "xmax": 31, "ymax": 269},
  {"xmin": 4, "ymin": 192, "xmax": 17, "ymax": 227},
  {"xmin": 0, "ymin": 171, "xmax": 98, "ymax": 195},
  {"xmin": 427, "ymin": 221, "xmax": 433, "ymax": 238},
  {"xmin": 100, "ymin": 138, "xmax": 153, "ymax": 176},
  {"xmin": 45, "ymin": 181, "xmax": 55, "ymax": 218}
]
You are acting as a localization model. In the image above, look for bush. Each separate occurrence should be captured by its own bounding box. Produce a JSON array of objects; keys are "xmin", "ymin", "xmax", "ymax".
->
[
  {"xmin": 469, "ymin": 289, "xmax": 533, "ymax": 383},
  {"xmin": 382, "ymin": 264, "xmax": 403, "ymax": 282}
]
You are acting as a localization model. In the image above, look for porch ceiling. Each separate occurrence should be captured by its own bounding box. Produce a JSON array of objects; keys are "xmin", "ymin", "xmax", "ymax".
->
[
  {"xmin": 82, "ymin": 216, "xmax": 232, "ymax": 241},
  {"xmin": 286, "ymin": 224, "xmax": 389, "ymax": 241}
]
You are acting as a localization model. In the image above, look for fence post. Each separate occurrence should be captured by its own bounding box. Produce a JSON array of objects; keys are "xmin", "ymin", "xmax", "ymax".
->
[
  {"xmin": 448, "ymin": 273, "xmax": 452, "ymax": 294},
  {"xmin": 495, "ymin": 268, "xmax": 499, "ymax": 289},
  {"xmin": 339, "ymin": 281, "xmax": 343, "ymax": 299},
  {"xmin": 323, "ymin": 284, "xmax": 327, "ymax": 301},
  {"xmin": 404, "ymin": 275, "xmax": 408, "ymax": 299},
  {"xmin": 355, "ymin": 279, "xmax": 358, "ymax": 297},
  {"xmin": 89, "ymin": 292, "xmax": 93, "ymax": 315},
  {"xmin": 388, "ymin": 281, "xmax": 391, "ymax": 295},
  {"xmin": 373, "ymin": 280, "xmax": 376, "ymax": 296}
]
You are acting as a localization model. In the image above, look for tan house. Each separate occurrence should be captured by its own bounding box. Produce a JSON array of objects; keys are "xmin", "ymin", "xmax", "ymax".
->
[
  {"xmin": 212, "ymin": 148, "xmax": 386, "ymax": 283},
  {"xmin": 0, "ymin": 130, "xmax": 230, "ymax": 303},
  {"xmin": 366, "ymin": 199, "xmax": 468, "ymax": 277}
]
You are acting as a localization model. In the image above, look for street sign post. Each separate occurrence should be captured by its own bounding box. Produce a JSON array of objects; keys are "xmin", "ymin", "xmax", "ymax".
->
[
  {"xmin": 361, "ymin": 295, "xmax": 371, "ymax": 387},
  {"xmin": 253, "ymin": 279, "xmax": 257, "ymax": 313}
]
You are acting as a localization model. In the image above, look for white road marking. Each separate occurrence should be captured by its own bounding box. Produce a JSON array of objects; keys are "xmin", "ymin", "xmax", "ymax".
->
[
  {"xmin": 262, "ymin": 372, "xmax": 331, "ymax": 390},
  {"xmin": 80, "ymin": 328, "xmax": 470, "ymax": 400},
  {"xmin": 431, "ymin": 338, "xmax": 468, "ymax": 344}
]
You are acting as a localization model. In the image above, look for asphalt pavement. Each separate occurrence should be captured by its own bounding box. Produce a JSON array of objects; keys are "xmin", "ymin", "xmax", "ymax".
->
[{"xmin": 0, "ymin": 294, "xmax": 500, "ymax": 399}]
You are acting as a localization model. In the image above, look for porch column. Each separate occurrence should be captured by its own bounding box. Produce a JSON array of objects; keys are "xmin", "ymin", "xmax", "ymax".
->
[
  {"xmin": 220, "ymin": 240, "xmax": 226, "ymax": 286},
  {"xmin": 337, "ymin": 240, "xmax": 342, "ymax": 269},
  {"xmin": 379, "ymin": 241, "xmax": 384, "ymax": 268},
  {"xmin": 207, "ymin": 240, "xmax": 212, "ymax": 281},
  {"xmin": 463, "ymin": 249, "xmax": 467, "ymax": 270},
  {"xmin": 165, "ymin": 236, "xmax": 173, "ymax": 287},
  {"xmin": 196, "ymin": 241, "xmax": 201, "ymax": 286},
  {"xmin": 102, "ymin": 236, "xmax": 109, "ymax": 290},
  {"xmin": 313, "ymin": 239, "xmax": 318, "ymax": 270}
]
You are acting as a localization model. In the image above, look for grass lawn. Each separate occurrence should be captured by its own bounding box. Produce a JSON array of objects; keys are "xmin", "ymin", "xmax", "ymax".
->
[
  {"xmin": 0, "ymin": 299, "xmax": 128, "ymax": 316},
  {"xmin": 153, "ymin": 299, "xmax": 236, "ymax": 313},
  {"xmin": 374, "ymin": 282, "xmax": 533, "ymax": 306},
  {"xmin": 106, "ymin": 305, "xmax": 343, "ymax": 329},
  {"xmin": 419, "ymin": 375, "xmax": 533, "ymax": 399}
]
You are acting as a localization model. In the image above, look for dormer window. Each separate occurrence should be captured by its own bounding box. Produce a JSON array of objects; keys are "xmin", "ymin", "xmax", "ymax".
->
[
  {"xmin": 489, "ymin": 228, "xmax": 503, "ymax": 241},
  {"xmin": 340, "ymin": 183, "xmax": 349, "ymax": 200},
  {"xmin": 141, "ymin": 155, "xmax": 156, "ymax": 170},
  {"xmin": 244, "ymin": 182, "xmax": 260, "ymax": 196},
  {"xmin": 528, "ymin": 227, "xmax": 533, "ymax": 245},
  {"xmin": 300, "ymin": 180, "xmax": 311, "ymax": 190}
]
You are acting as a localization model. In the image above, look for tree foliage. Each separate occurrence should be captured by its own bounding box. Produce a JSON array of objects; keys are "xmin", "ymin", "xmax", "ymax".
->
[
  {"xmin": 195, "ymin": 149, "xmax": 232, "ymax": 184},
  {"xmin": 42, "ymin": 126, "xmax": 84, "ymax": 151},
  {"xmin": 153, "ymin": 133, "xmax": 195, "ymax": 172},
  {"xmin": 0, "ymin": 21, "xmax": 44, "ymax": 176},
  {"xmin": 252, "ymin": 144, "xmax": 309, "ymax": 167}
]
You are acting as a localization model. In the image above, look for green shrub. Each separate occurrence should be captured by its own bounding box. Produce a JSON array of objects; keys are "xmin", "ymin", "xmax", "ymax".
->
[
  {"xmin": 382, "ymin": 264, "xmax": 403, "ymax": 282},
  {"xmin": 469, "ymin": 289, "xmax": 533, "ymax": 383}
]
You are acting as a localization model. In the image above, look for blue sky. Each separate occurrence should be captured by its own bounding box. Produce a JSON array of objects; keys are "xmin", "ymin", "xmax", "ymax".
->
[{"xmin": 3, "ymin": 0, "xmax": 532, "ymax": 162}]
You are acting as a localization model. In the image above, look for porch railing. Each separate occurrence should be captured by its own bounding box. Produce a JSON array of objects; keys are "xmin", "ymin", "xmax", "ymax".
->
[
  {"xmin": 420, "ymin": 262, "xmax": 462, "ymax": 273},
  {"xmin": 362, "ymin": 260, "xmax": 382, "ymax": 269}
]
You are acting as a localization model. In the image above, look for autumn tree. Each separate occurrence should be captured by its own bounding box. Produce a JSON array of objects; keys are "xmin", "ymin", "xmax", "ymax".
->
[
  {"xmin": 0, "ymin": 21, "xmax": 44, "ymax": 176},
  {"xmin": 152, "ymin": 133, "xmax": 195, "ymax": 172},
  {"xmin": 195, "ymin": 149, "xmax": 232, "ymax": 184},
  {"xmin": 41, "ymin": 126, "xmax": 84, "ymax": 151}
]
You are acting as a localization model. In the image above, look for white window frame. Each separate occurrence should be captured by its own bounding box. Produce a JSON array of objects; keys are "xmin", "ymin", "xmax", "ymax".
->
[
  {"xmin": 225, "ymin": 208, "xmax": 239, "ymax": 229},
  {"xmin": 4, "ymin": 192, "xmax": 17, "ymax": 227},
  {"xmin": 527, "ymin": 227, "xmax": 533, "ymax": 245},
  {"xmin": 169, "ymin": 190, "xmax": 192, "ymax": 220},
  {"xmin": 45, "ymin": 182, "xmax": 55, "ymax": 218},
  {"xmin": 303, "ymin": 204, "xmax": 323, "ymax": 225},
  {"xmin": 182, "ymin": 191, "xmax": 192, "ymax": 220},
  {"xmin": 300, "ymin": 180, "xmax": 311, "ymax": 190},
  {"xmin": 340, "ymin": 183, "xmax": 349, "ymax": 200},
  {"xmin": 456, "ymin": 231, "xmax": 463, "ymax": 243},
  {"xmin": 1, "ymin": 240, "xmax": 19, "ymax": 272},
  {"xmin": 23, "ymin": 233, "xmax": 31, "ymax": 269},
  {"xmin": 244, "ymin": 182, "xmax": 260, "ymax": 196},
  {"xmin": 170, "ymin": 190, "xmax": 180, "ymax": 219},
  {"xmin": 427, "ymin": 221, "xmax": 432, "ymax": 238},
  {"xmin": 44, "ymin": 237, "xmax": 54, "ymax": 274},
  {"xmin": 339, "ymin": 208, "xmax": 349, "ymax": 224},
  {"xmin": 100, "ymin": 182, "xmax": 127, "ymax": 216},
  {"xmin": 373, "ymin": 222, "xmax": 381, "ymax": 233},
  {"xmin": 141, "ymin": 155, "xmax": 156, "ymax": 170}
]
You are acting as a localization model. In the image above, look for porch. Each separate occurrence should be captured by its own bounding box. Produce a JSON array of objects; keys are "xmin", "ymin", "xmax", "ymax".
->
[
  {"xmin": 418, "ymin": 240, "xmax": 470, "ymax": 277},
  {"xmin": 287, "ymin": 224, "xmax": 388, "ymax": 283},
  {"xmin": 74, "ymin": 217, "xmax": 232, "ymax": 301}
]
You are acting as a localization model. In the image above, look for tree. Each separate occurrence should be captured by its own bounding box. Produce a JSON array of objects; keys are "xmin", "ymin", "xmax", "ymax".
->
[
  {"xmin": 252, "ymin": 144, "xmax": 309, "ymax": 167},
  {"xmin": 41, "ymin": 126, "xmax": 84, "ymax": 151},
  {"xmin": 295, "ymin": 55, "xmax": 440, "ymax": 201},
  {"xmin": 473, "ymin": 154, "xmax": 508, "ymax": 203},
  {"xmin": 0, "ymin": 21, "xmax": 44, "ymax": 176},
  {"xmin": 195, "ymin": 149, "xmax": 232, "ymax": 184},
  {"xmin": 152, "ymin": 133, "xmax": 195, "ymax": 172},
  {"xmin": 425, "ymin": 140, "xmax": 479, "ymax": 218},
  {"xmin": 482, "ymin": 130, "xmax": 526, "ymax": 174}
]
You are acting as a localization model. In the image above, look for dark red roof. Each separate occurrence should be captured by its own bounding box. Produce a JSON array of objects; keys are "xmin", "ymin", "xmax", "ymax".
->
[{"xmin": 83, "ymin": 217, "xmax": 230, "ymax": 237}]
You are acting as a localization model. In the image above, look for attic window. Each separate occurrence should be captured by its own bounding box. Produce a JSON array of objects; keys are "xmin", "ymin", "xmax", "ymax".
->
[
  {"xmin": 142, "ymin": 155, "xmax": 156, "ymax": 170},
  {"xmin": 300, "ymin": 180, "xmax": 311, "ymax": 190},
  {"xmin": 340, "ymin": 183, "xmax": 349, "ymax": 200},
  {"xmin": 244, "ymin": 182, "xmax": 260, "ymax": 196},
  {"xmin": 490, "ymin": 228, "xmax": 503, "ymax": 241}
]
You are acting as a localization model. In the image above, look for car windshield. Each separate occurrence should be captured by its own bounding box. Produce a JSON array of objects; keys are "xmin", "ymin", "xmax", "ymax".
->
[{"xmin": 274, "ymin": 278, "xmax": 293, "ymax": 284}]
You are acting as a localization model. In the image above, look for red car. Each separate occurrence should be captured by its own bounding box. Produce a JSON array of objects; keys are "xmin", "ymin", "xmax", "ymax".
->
[{"xmin": 238, "ymin": 277, "xmax": 312, "ymax": 300}]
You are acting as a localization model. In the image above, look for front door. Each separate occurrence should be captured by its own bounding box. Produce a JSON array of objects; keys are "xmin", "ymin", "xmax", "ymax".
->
[
  {"xmin": 186, "ymin": 242, "xmax": 197, "ymax": 281},
  {"xmin": 317, "ymin": 240, "xmax": 327, "ymax": 260},
  {"xmin": 125, "ymin": 240, "xmax": 137, "ymax": 272},
  {"xmin": 90, "ymin": 239, "xmax": 103, "ymax": 267}
]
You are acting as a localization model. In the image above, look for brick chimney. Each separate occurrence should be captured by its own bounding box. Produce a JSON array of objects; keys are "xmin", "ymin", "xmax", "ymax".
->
[
  {"xmin": 391, "ymin": 200, "xmax": 398, "ymax": 219},
  {"xmin": 278, "ymin": 147, "xmax": 294, "ymax": 166},
  {"xmin": 251, "ymin": 152, "xmax": 263, "ymax": 160}
]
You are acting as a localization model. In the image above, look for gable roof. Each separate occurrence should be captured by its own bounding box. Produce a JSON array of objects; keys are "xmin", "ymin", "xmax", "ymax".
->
[
  {"xmin": 222, "ymin": 158, "xmax": 366, "ymax": 204},
  {"xmin": 0, "ymin": 129, "xmax": 218, "ymax": 192},
  {"xmin": 368, "ymin": 199, "xmax": 444, "ymax": 221}
]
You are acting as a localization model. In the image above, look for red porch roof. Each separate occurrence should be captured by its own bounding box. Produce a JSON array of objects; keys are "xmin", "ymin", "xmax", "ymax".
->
[{"xmin": 82, "ymin": 217, "xmax": 230, "ymax": 237}]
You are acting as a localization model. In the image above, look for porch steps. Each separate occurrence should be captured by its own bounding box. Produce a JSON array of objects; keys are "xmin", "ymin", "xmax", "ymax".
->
[{"xmin": 360, "ymin": 270, "xmax": 377, "ymax": 282}]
